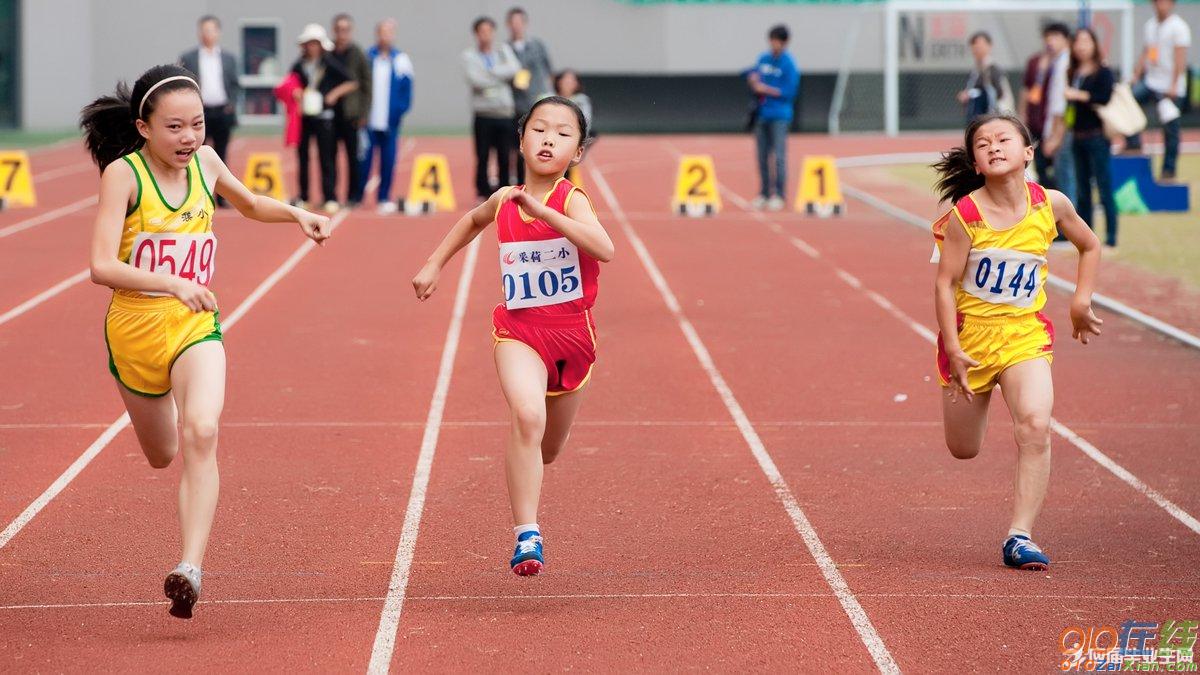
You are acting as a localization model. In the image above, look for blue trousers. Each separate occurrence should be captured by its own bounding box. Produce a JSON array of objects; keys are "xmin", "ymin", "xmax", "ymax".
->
[
  {"xmin": 1072, "ymin": 133, "xmax": 1118, "ymax": 247},
  {"xmin": 359, "ymin": 126, "xmax": 401, "ymax": 203},
  {"xmin": 755, "ymin": 118, "xmax": 789, "ymax": 199}
]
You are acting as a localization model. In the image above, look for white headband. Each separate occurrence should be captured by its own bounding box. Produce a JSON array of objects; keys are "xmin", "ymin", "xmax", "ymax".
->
[{"xmin": 138, "ymin": 75, "xmax": 199, "ymax": 118}]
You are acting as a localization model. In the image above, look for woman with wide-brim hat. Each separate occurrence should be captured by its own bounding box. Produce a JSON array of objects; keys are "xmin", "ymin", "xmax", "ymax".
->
[{"xmin": 290, "ymin": 23, "xmax": 357, "ymax": 214}]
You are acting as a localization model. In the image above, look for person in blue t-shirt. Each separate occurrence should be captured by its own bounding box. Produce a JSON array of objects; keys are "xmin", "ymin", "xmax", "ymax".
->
[{"xmin": 747, "ymin": 24, "xmax": 800, "ymax": 211}]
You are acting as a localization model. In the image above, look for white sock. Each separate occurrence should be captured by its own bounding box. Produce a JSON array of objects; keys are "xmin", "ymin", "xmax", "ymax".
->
[
  {"xmin": 1008, "ymin": 527, "xmax": 1031, "ymax": 539},
  {"xmin": 514, "ymin": 523, "xmax": 540, "ymax": 537}
]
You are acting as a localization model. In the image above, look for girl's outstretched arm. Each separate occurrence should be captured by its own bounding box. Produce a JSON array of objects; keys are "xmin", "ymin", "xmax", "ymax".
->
[
  {"xmin": 200, "ymin": 146, "xmax": 331, "ymax": 244},
  {"xmin": 506, "ymin": 187, "xmax": 614, "ymax": 262},
  {"xmin": 1048, "ymin": 189, "xmax": 1103, "ymax": 343},
  {"xmin": 412, "ymin": 188, "xmax": 506, "ymax": 301},
  {"xmin": 933, "ymin": 213, "xmax": 979, "ymax": 402},
  {"xmin": 89, "ymin": 161, "xmax": 217, "ymax": 312}
]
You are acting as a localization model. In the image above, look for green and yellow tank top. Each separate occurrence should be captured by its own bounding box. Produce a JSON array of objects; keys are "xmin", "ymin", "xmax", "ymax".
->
[{"xmin": 116, "ymin": 151, "xmax": 217, "ymax": 299}]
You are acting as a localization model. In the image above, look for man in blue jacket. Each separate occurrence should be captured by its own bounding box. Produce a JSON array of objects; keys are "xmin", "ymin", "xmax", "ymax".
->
[
  {"xmin": 747, "ymin": 24, "xmax": 800, "ymax": 211},
  {"xmin": 361, "ymin": 18, "xmax": 414, "ymax": 214}
]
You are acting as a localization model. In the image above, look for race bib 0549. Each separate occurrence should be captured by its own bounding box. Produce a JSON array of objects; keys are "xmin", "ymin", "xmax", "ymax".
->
[{"xmin": 130, "ymin": 232, "xmax": 217, "ymax": 297}]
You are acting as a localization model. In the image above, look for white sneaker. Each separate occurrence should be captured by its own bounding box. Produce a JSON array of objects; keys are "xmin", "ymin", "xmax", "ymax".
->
[
  {"xmin": 751, "ymin": 196, "xmax": 768, "ymax": 210},
  {"xmin": 767, "ymin": 196, "xmax": 785, "ymax": 211},
  {"xmin": 376, "ymin": 201, "xmax": 398, "ymax": 215},
  {"xmin": 322, "ymin": 201, "xmax": 340, "ymax": 215}
]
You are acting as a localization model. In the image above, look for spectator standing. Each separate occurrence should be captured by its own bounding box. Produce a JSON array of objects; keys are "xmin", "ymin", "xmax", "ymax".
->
[
  {"xmin": 1019, "ymin": 24, "xmax": 1071, "ymax": 190},
  {"xmin": 958, "ymin": 31, "xmax": 1014, "ymax": 121},
  {"xmin": 291, "ymin": 24, "xmax": 355, "ymax": 213},
  {"xmin": 1066, "ymin": 28, "xmax": 1118, "ymax": 248},
  {"xmin": 554, "ymin": 69, "xmax": 592, "ymax": 130},
  {"xmin": 747, "ymin": 24, "xmax": 800, "ymax": 211},
  {"xmin": 555, "ymin": 69, "xmax": 592, "ymax": 186},
  {"xmin": 1042, "ymin": 29, "xmax": 1077, "ymax": 217},
  {"xmin": 361, "ymin": 18, "xmax": 414, "ymax": 214},
  {"xmin": 506, "ymin": 7, "xmax": 553, "ymax": 184},
  {"xmin": 180, "ymin": 15, "xmax": 240, "ymax": 207},
  {"xmin": 330, "ymin": 14, "xmax": 371, "ymax": 207},
  {"xmin": 462, "ymin": 16, "xmax": 521, "ymax": 200},
  {"xmin": 1126, "ymin": 0, "xmax": 1191, "ymax": 181}
]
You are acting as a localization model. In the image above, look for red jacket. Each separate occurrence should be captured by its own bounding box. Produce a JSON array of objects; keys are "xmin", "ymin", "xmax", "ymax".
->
[{"xmin": 273, "ymin": 72, "xmax": 302, "ymax": 147}]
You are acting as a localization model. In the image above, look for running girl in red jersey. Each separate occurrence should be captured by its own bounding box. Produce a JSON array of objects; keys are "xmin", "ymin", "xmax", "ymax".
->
[{"xmin": 412, "ymin": 96, "xmax": 614, "ymax": 576}]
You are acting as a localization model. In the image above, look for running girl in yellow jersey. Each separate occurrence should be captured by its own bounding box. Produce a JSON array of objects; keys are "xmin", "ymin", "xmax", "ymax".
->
[
  {"xmin": 81, "ymin": 65, "xmax": 330, "ymax": 618},
  {"xmin": 931, "ymin": 113, "xmax": 1103, "ymax": 571}
]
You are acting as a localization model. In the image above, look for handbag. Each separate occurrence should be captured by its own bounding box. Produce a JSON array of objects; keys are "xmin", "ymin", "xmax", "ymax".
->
[{"xmin": 1096, "ymin": 82, "xmax": 1147, "ymax": 137}]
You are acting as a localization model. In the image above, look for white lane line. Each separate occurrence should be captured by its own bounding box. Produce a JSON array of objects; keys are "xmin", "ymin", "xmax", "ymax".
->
[
  {"xmin": 721, "ymin": 186, "xmax": 1200, "ymax": 538},
  {"xmin": 590, "ymin": 164, "xmax": 900, "ymax": 675},
  {"xmin": 840, "ymin": 182, "xmax": 1200, "ymax": 352},
  {"xmin": 0, "ymin": 269, "xmax": 89, "ymax": 327},
  {"xmin": 0, "ymin": 204, "xmax": 358, "ymax": 552},
  {"xmin": 3, "ymin": 590, "xmax": 1196, "ymax": 612},
  {"xmin": 35, "ymin": 162, "xmax": 93, "ymax": 182},
  {"xmin": 367, "ymin": 237, "xmax": 480, "ymax": 675},
  {"xmin": 0, "ymin": 196, "xmax": 98, "ymax": 239}
]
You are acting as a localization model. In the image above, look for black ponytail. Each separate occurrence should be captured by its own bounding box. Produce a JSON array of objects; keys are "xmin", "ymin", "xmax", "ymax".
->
[
  {"xmin": 80, "ymin": 64, "xmax": 200, "ymax": 172},
  {"xmin": 932, "ymin": 112, "xmax": 1033, "ymax": 205}
]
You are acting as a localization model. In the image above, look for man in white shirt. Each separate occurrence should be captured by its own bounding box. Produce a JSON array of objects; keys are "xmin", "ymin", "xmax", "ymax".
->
[
  {"xmin": 361, "ymin": 19, "xmax": 414, "ymax": 214},
  {"xmin": 1127, "ymin": 0, "xmax": 1192, "ymax": 180},
  {"xmin": 180, "ymin": 15, "xmax": 240, "ymax": 204}
]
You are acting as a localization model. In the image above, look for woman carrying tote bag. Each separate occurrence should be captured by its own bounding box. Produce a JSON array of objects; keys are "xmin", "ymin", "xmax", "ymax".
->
[{"xmin": 1065, "ymin": 28, "xmax": 1120, "ymax": 248}]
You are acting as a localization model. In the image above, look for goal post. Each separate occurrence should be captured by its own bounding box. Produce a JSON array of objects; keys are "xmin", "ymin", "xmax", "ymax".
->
[{"xmin": 877, "ymin": 0, "xmax": 1136, "ymax": 135}]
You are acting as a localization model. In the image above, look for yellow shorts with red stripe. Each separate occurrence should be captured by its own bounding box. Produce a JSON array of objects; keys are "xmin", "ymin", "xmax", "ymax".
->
[
  {"xmin": 936, "ymin": 312, "xmax": 1054, "ymax": 394},
  {"xmin": 104, "ymin": 293, "xmax": 223, "ymax": 397}
]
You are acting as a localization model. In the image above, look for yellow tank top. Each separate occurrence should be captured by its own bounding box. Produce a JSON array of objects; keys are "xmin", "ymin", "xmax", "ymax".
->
[
  {"xmin": 931, "ymin": 181, "xmax": 1057, "ymax": 318},
  {"xmin": 116, "ymin": 151, "xmax": 216, "ymax": 299}
]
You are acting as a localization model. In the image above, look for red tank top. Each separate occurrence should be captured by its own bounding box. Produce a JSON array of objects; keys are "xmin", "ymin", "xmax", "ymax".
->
[{"xmin": 495, "ymin": 178, "xmax": 600, "ymax": 316}]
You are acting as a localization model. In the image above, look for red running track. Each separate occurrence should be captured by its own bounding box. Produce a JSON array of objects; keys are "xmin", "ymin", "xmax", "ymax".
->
[{"xmin": 0, "ymin": 134, "xmax": 1197, "ymax": 672}]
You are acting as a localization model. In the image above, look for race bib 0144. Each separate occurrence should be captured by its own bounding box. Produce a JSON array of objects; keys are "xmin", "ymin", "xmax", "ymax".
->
[
  {"xmin": 499, "ymin": 237, "xmax": 583, "ymax": 310},
  {"xmin": 962, "ymin": 247, "xmax": 1045, "ymax": 308}
]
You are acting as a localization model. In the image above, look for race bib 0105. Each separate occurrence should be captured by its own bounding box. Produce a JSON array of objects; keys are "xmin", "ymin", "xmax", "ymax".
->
[
  {"xmin": 130, "ymin": 232, "xmax": 218, "ymax": 297},
  {"xmin": 962, "ymin": 247, "xmax": 1045, "ymax": 308},
  {"xmin": 499, "ymin": 237, "xmax": 583, "ymax": 310}
]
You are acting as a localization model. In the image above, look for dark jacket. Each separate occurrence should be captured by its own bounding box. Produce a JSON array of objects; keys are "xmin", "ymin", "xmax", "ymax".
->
[
  {"xmin": 330, "ymin": 42, "xmax": 372, "ymax": 123},
  {"xmin": 509, "ymin": 37, "xmax": 552, "ymax": 115},
  {"xmin": 179, "ymin": 47, "xmax": 240, "ymax": 123},
  {"xmin": 290, "ymin": 54, "xmax": 352, "ymax": 117},
  {"xmin": 1068, "ymin": 66, "xmax": 1115, "ymax": 136}
]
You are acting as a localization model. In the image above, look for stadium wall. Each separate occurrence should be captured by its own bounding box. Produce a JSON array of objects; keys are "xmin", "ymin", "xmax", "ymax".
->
[{"xmin": 16, "ymin": 0, "xmax": 1200, "ymax": 133}]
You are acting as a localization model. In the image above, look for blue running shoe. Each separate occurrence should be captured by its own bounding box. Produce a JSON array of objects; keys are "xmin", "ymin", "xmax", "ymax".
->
[
  {"xmin": 1003, "ymin": 535, "xmax": 1050, "ymax": 571},
  {"xmin": 510, "ymin": 531, "xmax": 544, "ymax": 576}
]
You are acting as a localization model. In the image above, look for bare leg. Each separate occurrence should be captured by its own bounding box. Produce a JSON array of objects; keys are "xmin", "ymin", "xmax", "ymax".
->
[
  {"xmin": 997, "ymin": 357, "xmax": 1054, "ymax": 537},
  {"xmin": 118, "ymin": 385, "xmax": 179, "ymax": 469},
  {"xmin": 941, "ymin": 386, "xmax": 992, "ymax": 459},
  {"xmin": 541, "ymin": 384, "xmax": 588, "ymax": 465},
  {"xmin": 494, "ymin": 341, "xmax": 549, "ymax": 526},
  {"xmin": 169, "ymin": 341, "xmax": 227, "ymax": 567}
]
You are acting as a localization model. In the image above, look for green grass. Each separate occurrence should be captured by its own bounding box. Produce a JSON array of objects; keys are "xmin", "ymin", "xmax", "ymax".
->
[
  {"xmin": 884, "ymin": 156, "xmax": 1200, "ymax": 290},
  {"xmin": 0, "ymin": 128, "xmax": 79, "ymax": 149}
]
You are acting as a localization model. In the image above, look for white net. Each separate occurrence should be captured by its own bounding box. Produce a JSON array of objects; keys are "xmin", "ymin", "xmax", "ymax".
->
[{"xmin": 829, "ymin": 0, "xmax": 1134, "ymax": 134}]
